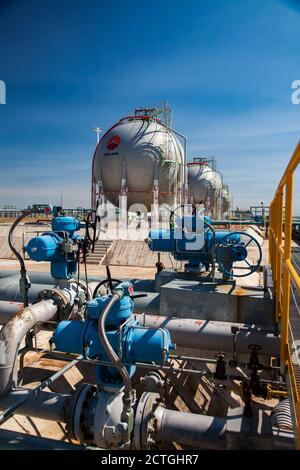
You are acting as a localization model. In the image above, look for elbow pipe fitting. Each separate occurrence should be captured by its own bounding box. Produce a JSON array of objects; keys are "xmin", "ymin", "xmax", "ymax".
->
[{"xmin": 0, "ymin": 299, "xmax": 58, "ymax": 396}]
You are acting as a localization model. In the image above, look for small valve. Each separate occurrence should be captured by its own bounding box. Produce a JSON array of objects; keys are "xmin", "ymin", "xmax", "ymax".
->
[
  {"xmin": 140, "ymin": 372, "xmax": 164, "ymax": 392},
  {"xmin": 247, "ymin": 344, "xmax": 265, "ymax": 396},
  {"xmin": 213, "ymin": 352, "xmax": 227, "ymax": 380}
]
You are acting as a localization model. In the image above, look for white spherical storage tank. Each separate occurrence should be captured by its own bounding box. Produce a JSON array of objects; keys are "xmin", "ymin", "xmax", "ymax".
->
[
  {"xmin": 222, "ymin": 184, "xmax": 232, "ymax": 216},
  {"xmin": 92, "ymin": 114, "xmax": 183, "ymax": 212},
  {"xmin": 187, "ymin": 158, "xmax": 223, "ymax": 218}
]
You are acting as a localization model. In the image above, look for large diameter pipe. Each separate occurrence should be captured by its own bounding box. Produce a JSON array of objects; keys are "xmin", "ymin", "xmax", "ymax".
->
[
  {"xmin": 133, "ymin": 293, "xmax": 160, "ymax": 315},
  {"xmin": 0, "ymin": 273, "xmax": 108, "ymax": 304},
  {"xmin": 0, "ymin": 429, "xmax": 88, "ymax": 450},
  {"xmin": 154, "ymin": 406, "xmax": 226, "ymax": 449},
  {"xmin": 0, "ymin": 299, "xmax": 58, "ymax": 395},
  {"xmin": 0, "ymin": 270, "xmax": 106, "ymax": 286},
  {"xmin": 0, "ymin": 270, "xmax": 155, "ymax": 292},
  {"xmin": 0, "ymin": 275, "xmax": 52, "ymax": 303},
  {"xmin": 0, "ymin": 270, "xmax": 58, "ymax": 285},
  {"xmin": 0, "ymin": 300, "xmax": 23, "ymax": 324},
  {"xmin": 136, "ymin": 314, "xmax": 280, "ymax": 357},
  {"xmin": 0, "ymin": 355, "xmax": 82, "ymax": 425},
  {"xmin": 0, "ymin": 389, "xmax": 70, "ymax": 422}
]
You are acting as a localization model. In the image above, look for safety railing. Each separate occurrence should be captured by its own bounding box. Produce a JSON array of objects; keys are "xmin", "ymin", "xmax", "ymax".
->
[{"xmin": 269, "ymin": 141, "xmax": 300, "ymax": 448}]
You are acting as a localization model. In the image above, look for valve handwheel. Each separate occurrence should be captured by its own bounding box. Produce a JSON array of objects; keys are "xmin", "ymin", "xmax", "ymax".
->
[
  {"xmin": 92, "ymin": 278, "xmax": 122, "ymax": 298},
  {"xmin": 216, "ymin": 231, "xmax": 262, "ymax": 278}
]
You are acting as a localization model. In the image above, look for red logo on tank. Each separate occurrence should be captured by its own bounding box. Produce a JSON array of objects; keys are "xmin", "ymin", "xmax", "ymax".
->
[{"xmin": 107, "ymin": 135, "xmax": 121, "ymax": 150}]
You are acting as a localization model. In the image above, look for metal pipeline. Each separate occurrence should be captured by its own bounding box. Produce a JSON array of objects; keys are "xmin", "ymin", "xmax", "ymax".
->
[
  {"xmin": 0, "ymin": 270, "xmax": 106, "ymax": 285},
  {"xmin": 0, "ymin": 299, "xmax": 58, "ymax": 396},
  {"xmin": 136, "ymin": 314, "xmax": 280, "ymax": 357},
  {"xmin": 0, "ymin": 300, "xmax": 23, "ymax": 324},
  {"xmin": 0, "ymin": 271, "xmax": 68, "ymax": 285},
  {"xmin": 0, "ymin": 355, "xmax": 82, "ymax": 425},
  {"xmin": 153, "ymin": 406, "xmax": 226, "ymax": 449},
  {"xmin": 0, "ymin": 271, "xmax": 156, "ymax": 309},
  {"xmin": 0, "ymin": 429, "xmax": 90, "ymax": 450},
  {"xmin": 133, "ymin": 292, "xmax": 160, "ymax": 314},
  {"xmin": 0, "ymin": 389, "xmax": 71, "ymax": 422},
  {"xmin": 0, "ymin": 429, "xmax": 90, "ymax": 451},
  {"xmin": 0, "ymin": 274, "xmax": 52, "ymax": 303},
  {"xmin": 1, "ymin": 388, "xmax": 226, "ymax": 450},
  {"xmin": 0, "ymin": 389, "xmax": 226, "ymax": 450}
]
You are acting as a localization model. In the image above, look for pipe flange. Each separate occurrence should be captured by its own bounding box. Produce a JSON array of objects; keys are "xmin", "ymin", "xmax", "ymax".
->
[
  {"xmin": 66, "ymin": 383, "xmax": 97, "ymax": 443},
  {"xmin": 36, "ymin": 288, "xmax": 70, "ymax": 320},
  {"xmin": 134, "ymin": 392, "xmax": 161, "ymax": 450}
]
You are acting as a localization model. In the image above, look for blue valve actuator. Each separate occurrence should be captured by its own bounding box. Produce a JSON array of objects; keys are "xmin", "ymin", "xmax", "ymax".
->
[
  {"xmin": 25, "ymin": 216, "xmax": 82, "ymax": 279},
  {"xmin": 52, "ymin": 283, "xmax": 175, "ymax": 387}
]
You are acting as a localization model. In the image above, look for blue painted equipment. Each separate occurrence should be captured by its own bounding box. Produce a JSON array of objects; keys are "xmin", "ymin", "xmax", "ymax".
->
[
  {"xmin": 52, "ymin": 282, "xmax": 175, "ymax": 387},
  {"xmin": 148, "ymin": 214, "xmax": 262, "ymax": 277},
  {"xmin": 215, "ymin": 231, "xmax": 262, "ymax": 278},
  {"xmin": 24, "ymin": 210, "xmax": 176, "ymax": 390},
  {"xmin": 25, "ymin": 216, "xmax": 82, "ymax": 279}
]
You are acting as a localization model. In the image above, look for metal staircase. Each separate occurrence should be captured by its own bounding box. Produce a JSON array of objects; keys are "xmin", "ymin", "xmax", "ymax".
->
[{"xmin": 86, "ymin": 240, "xmax": 113, "ymax": 265}]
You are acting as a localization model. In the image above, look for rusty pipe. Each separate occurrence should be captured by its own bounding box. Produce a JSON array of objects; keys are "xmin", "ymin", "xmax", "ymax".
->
[{"xmin": 0, "ymin": 299, "xmax": 58, "ymax": 396}]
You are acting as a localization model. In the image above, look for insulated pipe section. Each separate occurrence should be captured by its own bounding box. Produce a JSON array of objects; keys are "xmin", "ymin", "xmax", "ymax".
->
[
  {"xmin": 0, "ymin": 299, "xmax": 58, "ymax": 395},
  {"xmin": 154, "ymin": 406, "xmax": 226, "ymax": 449},
  {"xmin": 136, "ymin": 314, "xmax": 280, "ymax": 357},
  {"xmin": 0, "ymin": 389, "xmax": 70, "ymax": 422}
]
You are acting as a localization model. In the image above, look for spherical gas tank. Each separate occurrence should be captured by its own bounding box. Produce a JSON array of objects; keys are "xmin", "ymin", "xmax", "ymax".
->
[
  {"xmin": 92, "ymin": 116, "xmax": 183, "ymax": 211},
  {"xmin": 222, "ymin": 185, "xmax": 232, "ymax": 216},
  {"xmin": 188, "ymin": 160, "xmax": 222, "ymax": 217}
]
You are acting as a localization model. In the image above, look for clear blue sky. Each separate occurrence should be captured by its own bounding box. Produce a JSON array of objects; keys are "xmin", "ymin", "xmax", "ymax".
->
[{"xmin": 0, "ymin": 0, "xmax": 299, "ymax": 212}]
